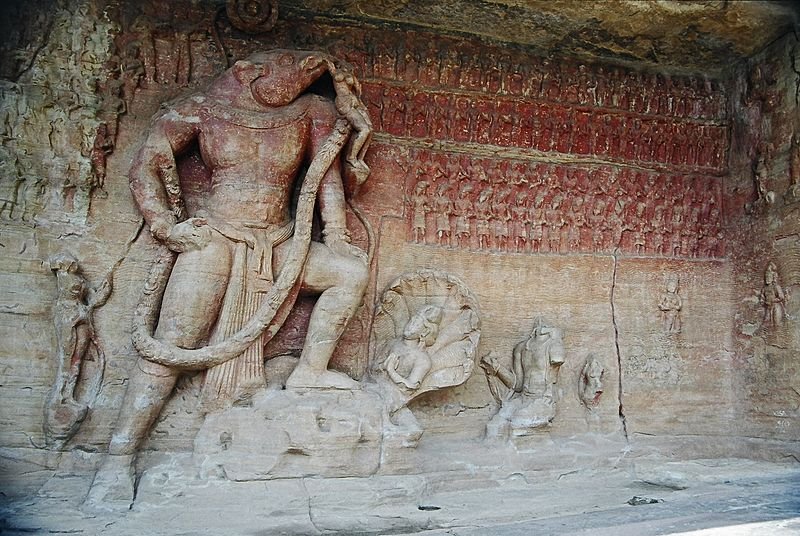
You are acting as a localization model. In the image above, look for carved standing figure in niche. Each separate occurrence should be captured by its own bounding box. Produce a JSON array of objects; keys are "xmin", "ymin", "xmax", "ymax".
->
[
  {"xmin": 410, "ymin": 180, "xmax": 430, "ymax": 243},
  {"xmin": 453, "ymin": 181, "xmax": 473, "ymax": 248},
  {"xmin": 786, "ymin": 132, "xmax": 800, "ymax": 202},
  {"xmin": 475, "ymin": 187, "xmax": 493, "ymax": 249},
  {"xmin": 511, "ymin": 191, "xmax": 529, "ymax": 253},
  {"xmin": 481, "ymin": 317, "xmax": 566, "ymax": 439},
  {"xmin": 87, "ymin": 50, "xmax": 372, "ymax": 508},
  {"xmin": 658, "ymin": 275, "xmax": 682, "ymax": 334},
  {"xmin": 434, "ymin": 182, "xmax": 453, "ymax": 247},
  {"xmin": 46, "ymin": 253, "xmax": 111, "ymax": 448},
  {"xmin": 761, "ymin": 261, "xmax": 786, "ymax": 329},
  {"xmin": 747, "ymin": 144, "xmax": 775, "ymax": 213},
  {"xmin": 579, "ymin": 355, "xmax": 604, "ymax": 408},
  {"xmin": 369, "ymin": 270, "xmax": 481, "ymax": 441},
  {"xmin": 130, "ymin": 16, "xmax": 156, "ymax": 89}
]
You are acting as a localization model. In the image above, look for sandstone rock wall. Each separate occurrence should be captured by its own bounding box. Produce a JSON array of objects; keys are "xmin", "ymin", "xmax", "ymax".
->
[
  {"xmin": 0, "ymin": 0, "xmax": 794, "ymax": 469},
  {"xmin": 725, "ymin": 32, "xmax": 800, "ymax": 448}
]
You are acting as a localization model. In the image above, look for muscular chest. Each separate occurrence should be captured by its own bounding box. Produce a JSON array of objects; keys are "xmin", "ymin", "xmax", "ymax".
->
[{"xmin": 198, "ymin": 116, "xmax": 308, "ymax": 175}]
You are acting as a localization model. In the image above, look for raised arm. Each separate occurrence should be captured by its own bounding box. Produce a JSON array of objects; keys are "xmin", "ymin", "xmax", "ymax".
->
[{"xmin": 129, "ymin": 99, "xmax": 201, "ymax": 242}]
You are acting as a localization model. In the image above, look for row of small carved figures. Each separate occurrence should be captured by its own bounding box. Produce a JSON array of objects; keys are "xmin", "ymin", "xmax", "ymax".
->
[
  {"xmin": 333, "ymin": 37, "xmax": 725, "ymax": 120},
  {"xmin": 364, "ymin": 85, "xmax": 727, "ymax": 169},
  {"xmin": 411, "ymin": 193, "xmax": 720, "ymax": 223},
  {"xmin": 116, "ymin": 20, "xmax": 725, "ymax": 121},
  {"xmin": 409, "ymin": 217, "xmax": 725, "ymax": 258},
  {"xmin": 410, "ymin": 197, "xmax": 721, "ymax": 237},
  {"xmin": 116, "ymin": 28, "xmax": 195, "ymax": 90},
  {"xmin": 407, "ymin": 152, "xmax": 722, "ymax": 193},
  {"xmin": 408, "ymin": 170, "xmax": 721, "ymax": 215}
]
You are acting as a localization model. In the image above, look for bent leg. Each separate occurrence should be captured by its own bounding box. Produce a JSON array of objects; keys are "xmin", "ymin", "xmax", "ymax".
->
[
  {"xmin": 111, "ymin": 235, "xmax": 233, "ymax": 454},
  {"xmin": 276, "ymin": 240, "xmax": 368, "ymax": 389},
  {"xmin": 86, "ymin": 236, "xmax": 232, "ymax": 509}
]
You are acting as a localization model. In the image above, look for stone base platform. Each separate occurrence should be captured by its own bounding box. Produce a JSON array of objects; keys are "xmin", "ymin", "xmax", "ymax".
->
[
  {"xmin": 193, "ymin": 388, "xmax": 422, "ymax": 480},
  {"xmin": 2, "ymin": 452, "xmax": 799, "ymax": 536}
]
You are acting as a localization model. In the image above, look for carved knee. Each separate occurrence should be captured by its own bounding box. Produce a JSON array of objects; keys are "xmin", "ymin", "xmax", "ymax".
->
[{"xmin": 344, "ymin": 257, "xmax": 369, "ymax": 297}]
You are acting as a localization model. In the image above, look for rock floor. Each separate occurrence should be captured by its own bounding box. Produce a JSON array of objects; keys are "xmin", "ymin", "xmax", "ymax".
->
[{"xmin": 1, "ymin": 457, "xmax": 799, "ymax": 535}]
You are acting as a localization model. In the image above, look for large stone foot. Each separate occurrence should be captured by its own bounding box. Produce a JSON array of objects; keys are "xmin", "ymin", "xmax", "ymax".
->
[
  {"xmin": 285, "ymin": 365, "xmax": 359, "ymax": 390},
  {"xmin": 83, "ymin": 454, "xmax": 135, "ymax": 512}
]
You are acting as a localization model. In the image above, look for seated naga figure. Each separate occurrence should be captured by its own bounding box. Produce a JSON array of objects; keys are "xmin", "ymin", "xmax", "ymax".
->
[{"xmin": 87, "ymin": 49, "xmax": 372, "ymax": 507}]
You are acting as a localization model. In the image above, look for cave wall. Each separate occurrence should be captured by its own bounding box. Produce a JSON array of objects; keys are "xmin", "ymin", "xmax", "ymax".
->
[
  {"xmin": 0, "ymin": 0, "xmax": 794, "ymax": 470},
  {"xmin": 725, "ymin": 31, "xmax": 800, "ymax": 451}
]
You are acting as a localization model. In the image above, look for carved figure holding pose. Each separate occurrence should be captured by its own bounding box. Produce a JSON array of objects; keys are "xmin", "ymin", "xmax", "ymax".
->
[
  {"xmin": 88, "ymin": 49, "xmax": 371, "ymax": 508},
  {"xmin": 434, "ymin": 182, "xmax": 453, "ymax": 247},
  {"xmin": 325, "ymin": 60, "xmax": 373, "ymax": 186},
  {"xmin": 579, "ymin": 355, "xmax": 604, "ymax": 408},
  {"xmin": 382, "ymin": 305, "xmax": 442, "ymax": 392},
  {"xmin": 658, "ymin": 275, "xmax": 682, "ymax": 334},
  {"xmin": 46, "ymin": 253, "xmax": 110, "ymax": 448},
  {"xmin": 369, "ymin": 270, "xmax": 481, "ymax": 439},
  {"xmin": 761, "ymin": 261, "xmax": 786, "ymax": 329},
  {"xmin": 453, "ymin": 182, "xmax": 473, "ymax": 248},
  {"xmin": 482, "ymin": 317, "xmax": 565, "ymax": 438},
  {"xmin": 410, "ymin": 180, "xmax": 430, "ymax": 243}
]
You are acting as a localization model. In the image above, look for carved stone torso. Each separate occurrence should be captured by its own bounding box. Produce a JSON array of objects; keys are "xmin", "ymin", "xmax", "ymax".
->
[
  {"xmin": 516, "ymin": 334, "xmax": 563, "ymax": 397},
  {"xmin": 196, "ymin": 96, "xmax": 315, "ymax": 226}
]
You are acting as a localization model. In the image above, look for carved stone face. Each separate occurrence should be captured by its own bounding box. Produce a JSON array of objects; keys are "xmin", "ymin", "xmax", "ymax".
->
[
  {"xmin": 403, "ymin": 305, "xmax": 441, "ymax": 346},
  {"xmin": 581, "ymin": 360, "xmax": 604, "ymax": 406},
  {"xmin": 666, "ymin": 278, "xmax": 679, "ymax": 293},
  {"xmin": 765, "ymin": 264, "xmax": 777, "ymax": 285},
  {"xmin": 241, "ymin": 50, "xmax": 329, "ymax": 107}
]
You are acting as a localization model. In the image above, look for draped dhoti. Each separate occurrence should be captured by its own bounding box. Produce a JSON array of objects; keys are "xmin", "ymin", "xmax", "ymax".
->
[{"xmin": 199, "ymin": 215, "xmax": 294, "ymax": 410}]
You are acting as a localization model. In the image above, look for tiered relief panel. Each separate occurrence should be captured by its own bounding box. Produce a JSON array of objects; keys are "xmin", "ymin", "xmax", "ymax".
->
[
  {"xmin": 0, "ymin": 4, "xmax": 742, "ymax": 460},
  {"xmin": 117, "ymin": 16, "xmax": 736, "ymax": 451}
]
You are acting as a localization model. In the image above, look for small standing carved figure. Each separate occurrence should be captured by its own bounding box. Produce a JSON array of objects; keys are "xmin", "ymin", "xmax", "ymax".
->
[
  {"xmin": 511, "ymin": 191, "xmax": 529, "ymax": 253},
  {"xmin": 746, "ymin": 145, "xmax": 775, "ymax": 213},
  {"xmin": 579, "ymin": 355, "xmax": 604, "ymax": 408},
  {"xmin": 453, "ymin": 182, "xmax": 473, "ymax": 248},
  {"xmin": 475, "ymin": 187, "xmax": 493, "ymax": 249},
  {"xmin": 410, "ymin": 180, "xmax": 430, "ymax": 243},
  {"xmin": 786, "ymin": 132, "xmax": 800, "ymax": 202},
  {"xmin": 481, "ymin": 317, "xmax": 565, "ymax": 439},
  {"xmin": 327, "ymin": 60, "xmax": 373, "ymax": 186},
  {"xmin": 45, "ymin": 253, "xmax": 111, "ymax": 448},
  {"xmin": 658, "ymin": 275, "xmax": 682, "ymax": 334},
  {"xmin": 434, "ymin": 182, "xmax": 453, "ymax": 247},
  {"xmin": 492, "ymin": 188, "xmax": 512, "ymax": 251},
  {"xmin": 760, "ymin": 261, "xmax": 786, "ymax": 329}
]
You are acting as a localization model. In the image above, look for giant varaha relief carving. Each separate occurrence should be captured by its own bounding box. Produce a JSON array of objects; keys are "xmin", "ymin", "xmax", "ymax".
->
[{"xmin": 1, "ymin": 1, "xmax": 799, "ymax": 531}]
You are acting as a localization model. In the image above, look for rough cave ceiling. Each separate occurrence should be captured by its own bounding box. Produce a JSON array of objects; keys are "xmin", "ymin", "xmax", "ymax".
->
[{"xmin": 279, "ymin": 0, "xmax": 799, "ymax": 75}]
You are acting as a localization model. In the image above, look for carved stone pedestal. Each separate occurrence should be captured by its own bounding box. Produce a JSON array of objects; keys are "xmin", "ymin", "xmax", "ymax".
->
[
  {"xmin": 486, "ymin": 396, "xmax": 556, "ymax": 440},
  {"xmin": 194, "ymin": 388, "xmax": 418, "ymax": 480}
]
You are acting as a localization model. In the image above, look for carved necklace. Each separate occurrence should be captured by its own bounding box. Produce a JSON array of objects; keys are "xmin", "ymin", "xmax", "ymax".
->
[{"xmin": 202, "ymin": 99, "xmax": 309, "ymax": 130}]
